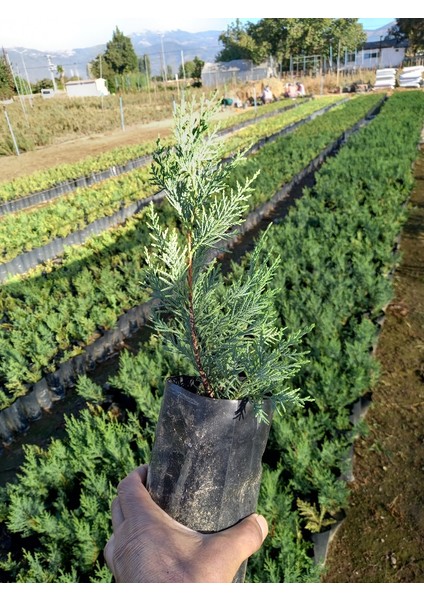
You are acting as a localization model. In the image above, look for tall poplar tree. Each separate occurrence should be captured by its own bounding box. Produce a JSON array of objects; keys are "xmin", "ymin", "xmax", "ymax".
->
[
  {"xmin": 91, "ymin": 27, "xmax": 138, "ymax": 92},
  {"xmin": 103, "ymin": 27, "xmax": 138, "ymax": 75}
]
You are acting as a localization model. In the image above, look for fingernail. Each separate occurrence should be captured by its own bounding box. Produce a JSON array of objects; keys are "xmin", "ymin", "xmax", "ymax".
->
[{"xmin": 254, "ymin": 514, "xmax": 268, "ymax": 541}]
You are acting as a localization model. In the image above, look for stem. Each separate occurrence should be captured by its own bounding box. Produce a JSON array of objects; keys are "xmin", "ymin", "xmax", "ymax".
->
[{"xmin": 187, "ymin": 232, "xmax": 215, "ymax": 398}]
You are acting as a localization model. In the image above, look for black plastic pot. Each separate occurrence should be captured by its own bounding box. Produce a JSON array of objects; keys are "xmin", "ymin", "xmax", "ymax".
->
[{"xmin": 147, "ymin": 376, "xmax": 273, "ymax": 582}]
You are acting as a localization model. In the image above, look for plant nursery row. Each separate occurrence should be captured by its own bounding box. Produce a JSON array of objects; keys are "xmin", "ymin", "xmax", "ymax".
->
[
  {"xmin": 0, "ymin": 96, "xmax": 341, "ymax": 266},
  {"xmin": 0, "ymin": 97, "xmax": 312, "ymax": 206},
  {"xmin": 0, "ymin": 90, "xmax": 422, "ymax": 583},
  {"xmin": 0, "ymin": 94, "xmax": 383, "ymax": 416}
]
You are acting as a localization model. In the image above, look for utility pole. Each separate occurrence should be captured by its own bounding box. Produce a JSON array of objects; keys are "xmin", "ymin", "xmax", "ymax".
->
[
  {"xmin": 379, "ymin": 36, "xmax": 383, "ymax": 68},
  {"xmin": 3, "ymin": 49, "xmax": 27, "ymax": 118},
  {"xmin": 160, "ymin": 35, "xmax": 167, "ymax": 82},
  {"xmin": 46, "ymin": 55, "xmax": 57, "ymax": 91},
  {"xmin": 3, "ymin": 107, "xmax": 20, "ymax": 155},
  {"xmin": 181, "ymin": 50, "xmax": 186, "ymax": 81},
  {"xmin": 22, "ymin": 56, "xmax": 33, "ymax": 104},
  {"xmin": 14, "ymin": 50, "xmax": 33, "ymax": 105},
  {"xmin": 144, "ymin": 55, "xmax": 151, "ymax": 103},
  {"xmin": 336, "ymin": 40, "xmax": 341, "ymax": 87}
]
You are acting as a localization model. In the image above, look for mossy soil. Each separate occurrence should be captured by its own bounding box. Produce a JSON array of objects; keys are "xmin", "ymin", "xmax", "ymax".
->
[{"xmin": 322, "ymin": 146, "xmax": 424, "ymax": 583}]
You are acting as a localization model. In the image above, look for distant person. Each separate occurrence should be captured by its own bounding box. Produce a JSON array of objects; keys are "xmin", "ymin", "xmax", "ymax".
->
[
  {"xmin": 296, "ymin": 82, "xmax": 305, "ymax": 96},
  {"xmin": 221, "ymin": 97, "xmax": 233, "ymax": 107},
  {"xmin": 284, "ymin": 83, "xmax": 298, "ymax": 98},
  {"xmin": 262, "ymin": 85, "xmax": 273, "ymax": 104}
]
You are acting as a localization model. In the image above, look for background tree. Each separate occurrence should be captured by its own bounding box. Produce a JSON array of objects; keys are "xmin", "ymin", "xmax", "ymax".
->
[
  {"xmin": 56, "ymin": 65, "xmax": 65, "ymax": 90},
  {"xmin": 389, "ymin": 18, "xmax": 424, "ymax": 53},
  {"xmin": 104, "ymin": 27, "xmax": 138, "ymax": 75},
  {"xmin": 217, "ymin": 18, "xmax": 366, "ymax": 70},
  {"xmin": 91, "ymin": 27, "xmax": 138, "ymax": 92},
  {"xmin": 138, "ymin": 53, "xmax": 151, "ymax": 76},
  {"xmin": 251, "ymin": 19, "xmax": 366, "ymax": 67},
  {"xmin": 192, "ymin": 56, "xmax": 204, "ymax": 81},
  {"xmin": 31, "ymin": 78, "xmax": 54, "ymax": 94},
  {"xmin": 216, "ymin": 19, "xmax": 264, "ymax": 63},
  {"xmin": 178, "ymin": 56, "xmax": 204, "ymax": 80},
  {"xmin": 325, "ymin": 18, "xmax": 367, "ymax": 59},
  {"xmin": 0, "ymin": 55, "xmax": 14, "ymax": 100}
]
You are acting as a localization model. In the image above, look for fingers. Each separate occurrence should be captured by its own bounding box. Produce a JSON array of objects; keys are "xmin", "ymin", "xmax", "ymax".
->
[
  {"xmin": 111, "ymin": 496, "xmax": 125, "ymax": 530},
  {"xmin": 116, "ymin": 465, "xmax": 151, "ymax": 520},
  {"xmin": 134, "ymin": 464, "xmax": 148, "ymax": 485},
  {"xmin": 252, "ymin": 514, "xmax": 268, "ymax": 543},
  {"xmin": 218, "ymin": 513, "xmax": 268, "ymax": 563},
  {"xmin": 112, "ymin": 464, "xmax": 189, "ymax": 532},
  {"xmin": 105, "ymin": 465, "xmax": 149, "ymax": 574},
  {"xmin": 109, "ymin": 467, "xmax": 147, "ymax": 530},
  {"xmin": 104, "ymin": 533, "xmax": 114, "ymax": 569}
]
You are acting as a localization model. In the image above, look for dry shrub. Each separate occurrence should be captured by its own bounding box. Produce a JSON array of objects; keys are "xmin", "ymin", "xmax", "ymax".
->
[{"xmin": 0, "ymin": 71, "xmax": 383, "ymax": 156}]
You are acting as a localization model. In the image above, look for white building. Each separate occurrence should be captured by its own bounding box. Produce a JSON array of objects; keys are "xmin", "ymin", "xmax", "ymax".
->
[
  {"xmin": 201, "ymin": 59, "xmax": 275, "ymax": 87},
  {"xmin": 343, "ymin": 38, "xmax": 409, "ymax": 71},
  {"xmin": 65, "ymin": 78, "xmax": 109, "ymax": 97}
]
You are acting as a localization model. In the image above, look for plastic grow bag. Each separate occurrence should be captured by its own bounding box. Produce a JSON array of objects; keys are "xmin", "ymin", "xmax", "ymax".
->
[{"xmin": 147, "ymin": 376, "xmax": 273, "ymax": 582}]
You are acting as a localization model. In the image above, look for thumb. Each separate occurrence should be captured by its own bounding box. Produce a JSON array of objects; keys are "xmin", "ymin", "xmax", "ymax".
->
[{"xmin": 219, "ymin": 513, "xmax": 268, "ymax": 563}]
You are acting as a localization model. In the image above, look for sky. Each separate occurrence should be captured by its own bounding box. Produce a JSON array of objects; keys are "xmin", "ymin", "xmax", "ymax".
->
[{"xmin": 1, "ymin": 1, "xmax": 403, "ymax": 52}]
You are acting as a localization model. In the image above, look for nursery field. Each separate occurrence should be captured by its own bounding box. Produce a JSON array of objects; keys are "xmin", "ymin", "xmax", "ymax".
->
[{"xmin": 0, "ymin": 90, "xmax": 423, "ymax": 583}]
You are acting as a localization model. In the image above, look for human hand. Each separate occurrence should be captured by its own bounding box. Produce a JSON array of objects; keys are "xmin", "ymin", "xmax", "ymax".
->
[{"xmin": 104, "ymin": 464, "xmax": 268, "ymax": 583}]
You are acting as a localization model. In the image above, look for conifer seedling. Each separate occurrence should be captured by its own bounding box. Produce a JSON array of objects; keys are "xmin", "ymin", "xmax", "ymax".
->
[{"xmin": 144, "ymin": 96, "xmax": 307, "ymax": 422}]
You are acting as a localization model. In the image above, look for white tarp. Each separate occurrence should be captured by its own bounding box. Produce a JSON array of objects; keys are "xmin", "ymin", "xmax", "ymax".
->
[
  {"xmin": 373, "ymin": 68, "xmax": 396, "ymax": 89},
  {"xmin": 399, "ymin": 66, "xmax": 423, "ymax": 88}
]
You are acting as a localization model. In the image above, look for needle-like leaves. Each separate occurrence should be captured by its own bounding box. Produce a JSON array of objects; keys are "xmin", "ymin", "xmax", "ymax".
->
[{"xmin": 144, "ymin": 96, "xmax": 308, "ymax": 419}]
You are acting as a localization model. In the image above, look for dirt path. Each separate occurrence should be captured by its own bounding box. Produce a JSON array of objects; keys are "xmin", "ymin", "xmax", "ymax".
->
[
  {"xmin": 0, "ymin": 119, "xmax": 175, "ymax": 182},
  {"xmin": 0, "ymin": 108, "xmax": 247, "ymax": 183},
  {"xmin": 322, "ymin": 146, "xmax": 424, "ymax": 583}
]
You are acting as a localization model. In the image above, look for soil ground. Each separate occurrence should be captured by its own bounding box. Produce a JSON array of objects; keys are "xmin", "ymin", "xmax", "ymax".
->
[
  {"xmin": 0, "ymin": 105, "xmax": 251, "ymax": 183},
  {"xmin": 1, "ymin": 104, "xmax": 424, "ymax": 583},
  {"xmin": 0, "ymin": 118, "xmax": 175, "ymax": 182}
]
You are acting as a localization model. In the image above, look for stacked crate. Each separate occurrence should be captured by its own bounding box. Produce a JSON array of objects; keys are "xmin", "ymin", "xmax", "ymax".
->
[
  {"xmin": 399, "ymin": 66, "xmax": 423, "ymax": 88},
  {"xmin": 373, "ymin": 68, "xmax": 397, "ymax": 90}
]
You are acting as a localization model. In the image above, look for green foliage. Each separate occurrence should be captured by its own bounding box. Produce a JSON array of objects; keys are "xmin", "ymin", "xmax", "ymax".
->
[
  {"xmin": 0, "ymin": 95, "xmax": 334, "ymax": 206},
  {"xmin": 296, "ymin": 498, "xmax": 337, "ymax": 534},
  {"xmin": 0, "ymin": 95, "xmax": 385, "ymax": 411},
  {"xmin": 390, "ymin": 19, "xmax": 424, "ymax": 52},
  {"xmin": 0, "ymin": 54, "xmax": 14, "ymax": 100},
  {"xmin": 178, "ymin": 56, "xmax": 204, "ymax": 80},
  {"xmin": 31, "ymin": 78, "xmax": 54, "ymax": 94},
  {"xmin": 1, "ymin": 91, "xmax": 423, "ymax": 584},
  {"xmin": 95, "ymin": 27, "xmax": 138, "ymax": 93},
  {"xmin": 0, "ymin": 407, "xmax": 149, "ymax": 582},
  {"xmin": 246, "ymin": 465, "xmax": 321, "ymax": 582},
  {"xmin": 217, "ymin": 18, "xmax": 367, "ymax": 66},
  {"xmin": 138, "ymin": 54, "xmax": 151, "ymax": 75},
  {"xmin": 107, "ymin": 336, "xmax": 193, "ymax": 425},
  {"xmin": 76, "ymin": 375, "xmax": 104, "ymax": 404},
  {"xmin": 216, "ymin": 19, "xmax": 265, "ymax": 63},
  {"xmin": 144, "ymin": 96, "xmax": 308, "ymax": 419}
]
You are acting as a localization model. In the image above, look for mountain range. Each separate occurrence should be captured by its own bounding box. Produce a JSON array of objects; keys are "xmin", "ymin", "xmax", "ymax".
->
[{"xmin": 4, "ymin": 22, "xmax": 396, "ymax": 84}]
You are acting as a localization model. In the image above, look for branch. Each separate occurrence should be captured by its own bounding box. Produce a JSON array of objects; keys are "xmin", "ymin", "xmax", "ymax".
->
[{"xmin": 187, "ymin": 232, "xmax": 215, "ymax": 398}]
